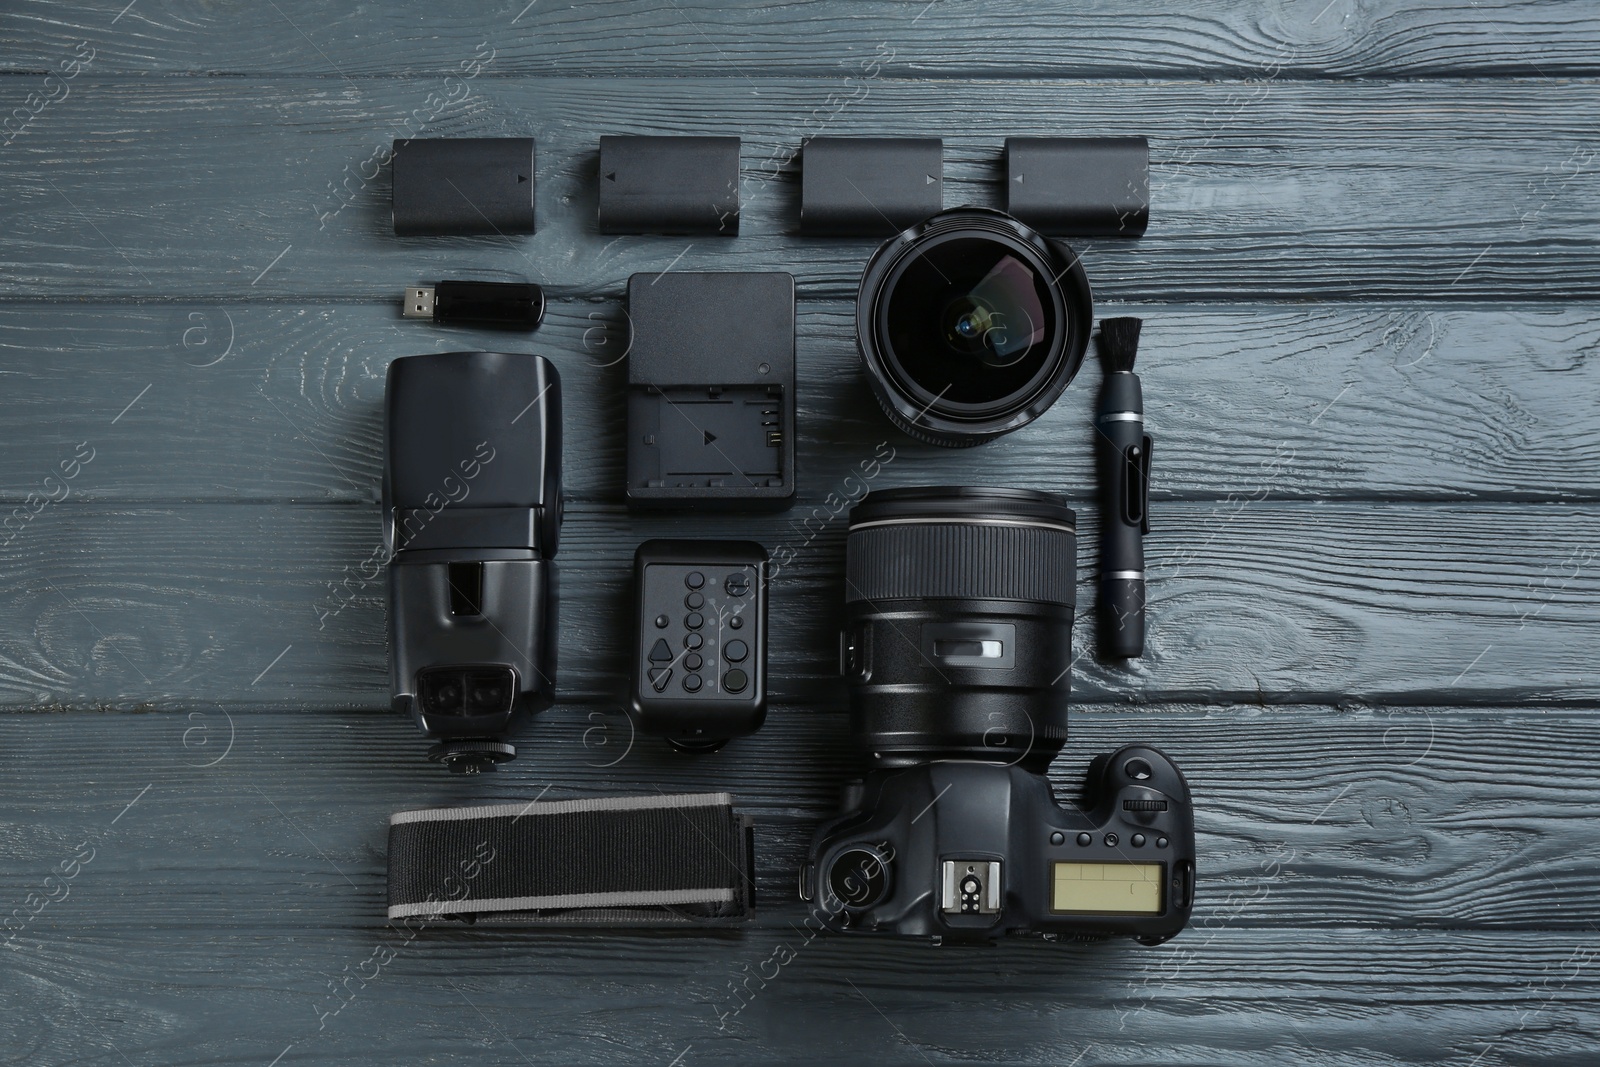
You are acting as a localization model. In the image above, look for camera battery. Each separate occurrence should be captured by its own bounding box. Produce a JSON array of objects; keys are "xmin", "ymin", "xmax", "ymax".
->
[
  {"xmin": 800, "ymin": 137, "xmax": 944, "ymax": 236},
  {"xmin": 1004, "ymin": 137, "xmax": 1149, "ymax": 238},
  {"xmin": 598, "ymin": 136, "xmax": 741, "ymax": 235}
]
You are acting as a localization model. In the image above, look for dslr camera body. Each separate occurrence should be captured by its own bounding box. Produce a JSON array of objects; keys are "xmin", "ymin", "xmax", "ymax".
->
[{"xmin": 802, "ymin": 486, "xmax": 1195, "ymax": 943}]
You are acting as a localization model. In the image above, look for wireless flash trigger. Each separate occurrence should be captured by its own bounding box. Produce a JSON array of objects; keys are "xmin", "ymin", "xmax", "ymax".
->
[
  {"xmin": 630, "ymin": 539, "xmax": 769, "ymax": 751},
  {"xmin": 384, "ymin": 352, "xmax": 563, "ymax": 772}
]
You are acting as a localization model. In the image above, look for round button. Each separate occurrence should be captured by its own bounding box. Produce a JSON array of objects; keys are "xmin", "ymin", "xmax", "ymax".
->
[
  {"xmin": 685, "ymin": 612, "xmax": 704, "ymax": 630},
  {"xmin": 729, "ymin": 615, "xmax": 744, "ymax": 629},
  {"xmin": 1131, "ymin": 833, "xmax": 1146, "ymax": 847},
  {"xmin": 1050, "ymin": 832, "xmax": 1065, "ymax": 846},
  {"xmin": 685, "ymin": 571, "xmax": 704, "ymax": 589},
  {"xmin": 684, "ymin": 632, "xmax": 703, "ymax": 650},
  {"xmin": 1125, "ymin": 758, "xmax": 1153, "ymax": 781},
  {"xmin": 682, "ymin": 673, "xmax": 702, "ymax": 692},
  {"xmin": 1156, "ymin": 836, "xmax": 1169, "ymax": 848},
  {"xmin": 654, "ymin": 614, "xmax": 669, "ymax": 629},
  {"xmin": 684, "ymin": 653, "xmax": 703, "ymax": 671},
  {"xmin": 725, "ymin": 639, "xmax": 749, "ymax": 663},
  {"xmin": 725, "ymin": 573, "xmax": 749, "ymax": 597},
  {"xmin": 724, "ymin": 668, "xmax": 748, "ymax": 693},
  {"xmin": 1104, "ymin": 833, "xmax": 1119, "ymax": 847},
  {"xmin": 1076, "ymin": 833, "xmax": 1092, "ymax": 847},
  {"xmin": 685, "ymin": 591, "xmax": 705, "ymax": 610}
]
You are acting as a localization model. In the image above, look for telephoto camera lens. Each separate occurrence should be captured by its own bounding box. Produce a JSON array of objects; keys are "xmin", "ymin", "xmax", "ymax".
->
[
  {"xmin": 856, "ymin": 208, "xmax": 1093, "ymax": 447},
  {"xmin": 841, "ymin": 485, "xmax": 1076, "ymax": 772}
]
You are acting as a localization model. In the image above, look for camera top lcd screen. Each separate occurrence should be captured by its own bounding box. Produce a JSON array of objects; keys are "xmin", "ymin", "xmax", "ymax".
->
[{"xmin": 1050, "ymin": 862, "xmax": 1163, "ymax": 914}]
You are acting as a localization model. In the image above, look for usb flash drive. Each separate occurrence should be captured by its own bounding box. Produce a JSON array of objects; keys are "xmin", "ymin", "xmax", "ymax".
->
[{"xmin": 401, "ymin": 281, "xmax": 546, "ymax": 330}]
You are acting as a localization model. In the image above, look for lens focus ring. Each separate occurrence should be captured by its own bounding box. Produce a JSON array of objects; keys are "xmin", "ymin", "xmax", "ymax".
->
[{"xmin": 846, "ymin": 521, "xmax": 1075, "ymax": 607}]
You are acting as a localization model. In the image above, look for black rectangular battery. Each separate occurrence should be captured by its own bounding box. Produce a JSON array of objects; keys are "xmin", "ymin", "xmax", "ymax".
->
[{"xmin": 800, "ymin": 137, "xmax": 943, "ymax": 236}]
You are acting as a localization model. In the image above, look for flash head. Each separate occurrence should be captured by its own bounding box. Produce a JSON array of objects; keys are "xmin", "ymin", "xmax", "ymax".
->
[{"xmin": 384, "ymin": 351, "xmax": 563, "ymax": 772}]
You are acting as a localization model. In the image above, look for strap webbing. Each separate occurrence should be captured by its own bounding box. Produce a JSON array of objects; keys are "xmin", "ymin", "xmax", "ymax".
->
[{"xmin": 386, "ymin": 792, "xmax": 754, "ymax": 926}]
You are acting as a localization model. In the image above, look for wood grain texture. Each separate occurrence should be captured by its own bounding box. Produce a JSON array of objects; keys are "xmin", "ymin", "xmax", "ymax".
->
[
  {"xmin": 5, "ymin": 0, "xmax": 1600, "ymax": 78},
  {"xmin": 0, "ymin": 300, "xmax": 1595, "ymax": 505},
  {"xmin": 1, "ymin": 926, "xmax": 1595, "ymax": 1067},
  {"xmin": 1, "ymin": 78, "xmax": 1598, "ymax": 300},
  {"xmin": 0, "ymin": 501, "xmax": 1591, "ymax": 709},
  {"xmin": 0, "ymin": 706, "xmax": 1593, "ymax": 931}
]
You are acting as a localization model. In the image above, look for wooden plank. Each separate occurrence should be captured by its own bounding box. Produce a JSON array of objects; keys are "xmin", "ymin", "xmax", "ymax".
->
[
  {"xmin": 0, "ymin": 300, "xmax": 1595, "ymax": 505},
  {"xmin": 0, "ymin": 926, "xmax": 1595, "ymax": 1065},
  {"xmin": 4, "ymin": 0, "xmax": 1598, "ymax": 78},
  {"xmin": 0, "ymin": 705, "xmax": 1594, "ymax": 931},
  {"xmin": 2, "ymin": 78, "xmax": 1597, "ymax": 301},
  {"xmin": 0, "ymin": 501, "xmax": 1591, "ymax": 708}
]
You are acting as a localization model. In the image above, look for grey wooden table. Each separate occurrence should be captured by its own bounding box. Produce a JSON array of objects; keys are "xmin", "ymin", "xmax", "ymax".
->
[{"xmin": 2, "ymin": 2, "xmax": 1597, "ymax": 1064}]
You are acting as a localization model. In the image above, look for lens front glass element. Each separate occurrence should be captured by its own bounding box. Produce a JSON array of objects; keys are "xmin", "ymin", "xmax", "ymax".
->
[{"xmin": 883, "ymin": 237, "xmax": 1058, "ymax": 409}]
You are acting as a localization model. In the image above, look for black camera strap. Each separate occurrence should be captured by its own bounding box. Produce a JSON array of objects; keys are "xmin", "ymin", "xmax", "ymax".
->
[{"xmin": 386, "ymin": 792, "xmax": 754, "ymax": 927}]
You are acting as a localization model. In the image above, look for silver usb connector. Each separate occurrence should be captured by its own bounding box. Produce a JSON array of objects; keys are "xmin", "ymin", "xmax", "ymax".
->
[{"xmin": 402, "ymin": 286, "xmax": 435, "ymax": 320}]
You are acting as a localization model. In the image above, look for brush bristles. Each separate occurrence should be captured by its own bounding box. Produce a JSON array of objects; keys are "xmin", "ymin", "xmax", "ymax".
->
[{"xmin": 1097, "ymin": 317, "xmax": 1143, "ymax": 373}]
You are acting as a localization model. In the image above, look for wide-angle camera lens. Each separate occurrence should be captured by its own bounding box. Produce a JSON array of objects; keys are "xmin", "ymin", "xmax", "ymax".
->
[
  {"xmin": 841, "ymin": 485, "xmax": 1076, "ymax": 772},
  {"xmin": 857, "ymin": 209, "xmax": 1092, "ymax": 447}
]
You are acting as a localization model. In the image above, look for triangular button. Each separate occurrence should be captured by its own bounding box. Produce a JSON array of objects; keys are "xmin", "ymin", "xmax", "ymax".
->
[
  {"xmin": 648, "ymin": 666, "xmax": 673, "ymax": 692},
  {"xmin": 648, "ymin": 638, "xmax": 673, "ymax": 663}
]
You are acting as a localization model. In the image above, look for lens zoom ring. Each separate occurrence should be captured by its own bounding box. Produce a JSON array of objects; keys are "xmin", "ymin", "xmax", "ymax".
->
[{"xmin": 846, "ymin": 523, "xmax": 1074, "ymax": 605}]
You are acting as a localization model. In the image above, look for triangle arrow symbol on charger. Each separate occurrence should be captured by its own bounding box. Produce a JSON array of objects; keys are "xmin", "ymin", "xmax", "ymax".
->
[
  {"xmin": 605, "ymin": 171, "xmax": 617, "ymax": 182},
  {"xmin": 704, "ymin": 430, "xmax": 718, "ymax": 445},
  {"xmin": 1015, "ymin": 174, "xmax": 1025, "ymax": 182},
  {"xmin": 517, "ymin": 174, "xmax": 528, "ymax": 183},
  {"xmin": 926, "ymin": 174, "xmax": 936, "ymax": 184}
]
